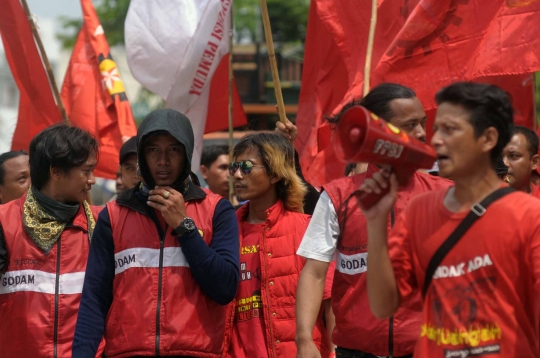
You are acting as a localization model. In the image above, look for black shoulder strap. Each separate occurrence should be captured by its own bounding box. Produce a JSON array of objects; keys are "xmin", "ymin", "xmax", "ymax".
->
[{"xmin": 422, "ymin": 187, "xmax": 514, "ymax": 298}]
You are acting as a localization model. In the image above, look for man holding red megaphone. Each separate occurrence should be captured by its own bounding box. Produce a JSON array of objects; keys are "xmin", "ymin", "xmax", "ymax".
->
[
  {"xmin": 362, "ymin": 82, "xmax": 540, "ymax": 357},
  {"xmin": 296, "ymin": 84, "xmax": 451, "ymax": 358}
]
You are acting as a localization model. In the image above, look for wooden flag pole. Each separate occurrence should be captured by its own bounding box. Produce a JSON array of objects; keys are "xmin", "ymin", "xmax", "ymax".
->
[
  {"xmin": 21, "ymin": 0, "xmax": 70, "ymax": 125},
  {"xmin": 228, "ymin": 6, "xmax": 235, "ymax": 203},
  {"xmin": 363, "ymin": 0, "xmax": 378, "ymax": 97},
  {"xmin": 260, "ymin": 0, "xmax": 287, "ymax": 124}
]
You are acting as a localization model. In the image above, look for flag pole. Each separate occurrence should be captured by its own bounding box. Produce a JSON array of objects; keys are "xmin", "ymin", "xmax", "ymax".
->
[
  {"xmin": 228, "ymin": 5, "xmax": 235, "ymax": 203},
  {"xmin": 363, "ymin": 0, "xmax": 378, "ymax": 96},
  {"xmin": 260, "ymin": 0, "xmax": 287, "ymax": 124},
  {"xmin": 20, "ymin": 0, "xmax": 70, "ymax": 125}
]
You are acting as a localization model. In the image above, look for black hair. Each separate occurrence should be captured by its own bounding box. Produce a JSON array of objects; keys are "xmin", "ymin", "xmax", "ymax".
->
[
  {"xmin": 344, "ymin": 162, "xmax": 356, "ymax": 176},
  {"xmin": 0, "ymin": 150, "xmax": 28, "ymax": 185},
  {"xmin": 201, "ymin": 145, "xmax": 229, "ymax": 167},
  {"xmin": 513, "ymin": 125, "xmax": 539, "ymax": 158},
  {"xmin": 327, "ymin": 83, "xmax": 417, "ymax": 123},
  {"xmin": 435, "ymin": 82, "xmax": 514, "ymax": 166},
  {"xmin": 29, "ymin": 124, "xmax": 99, "ymax": 190}
]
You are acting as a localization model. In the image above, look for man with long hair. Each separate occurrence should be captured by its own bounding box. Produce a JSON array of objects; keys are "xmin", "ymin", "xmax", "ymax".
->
[
  {"xmin": 228, "ymin": 133, "xmax": 331, "ymax": 357},
  {"xmin": 0, "ymin": 125, "xmax": 102, "ymax": 357}
]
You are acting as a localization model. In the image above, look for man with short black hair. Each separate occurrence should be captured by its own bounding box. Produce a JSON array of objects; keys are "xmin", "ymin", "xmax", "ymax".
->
[
  {"xmin": 295, "ymin": 83, "xmax": 451, "ymax": 358},
  {"xmin": 365, "ymin": 82, "xmax": 540, "ymax": 357},
  {"xmin": 119, "ymin": 136, "xmax": 140, "ymax": 191},
  {"xmin": 0, "ymin": 125, "xmax": 102, "ymax": 357},
  {"xmin": 503, "ymin": 125, "xmax": 540, "ymax": 195},
  {"xmin": 0, "ymin": 150, "xmax": 30, "ymax": 204},
  {"xmin": 200, "ymin": 144, "xmax": 230, "ymax": 199}
]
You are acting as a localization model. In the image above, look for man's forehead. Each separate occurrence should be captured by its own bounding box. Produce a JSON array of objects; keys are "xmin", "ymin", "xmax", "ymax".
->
[
  {"xmin": 145, "ymin": 132, "xmax": 180, "ymax": 145},
  {"xmin": 4, "ymin": 155, "xmax": 29, "ymax": 169}
]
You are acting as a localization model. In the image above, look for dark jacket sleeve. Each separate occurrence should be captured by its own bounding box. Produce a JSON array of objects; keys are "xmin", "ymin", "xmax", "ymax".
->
[
  {"xmin": 294, "ymin": 149, "xmax": 321, "ymax": 215},
  {"xmin": 0, "ymin": 225, "xmax": 6, "ymax": 273},
  {"xmin": 72, "ymin": 208, "xmax": 115, "ymax": 358},
  {"xmin": 177, "ymin": 198, "xmax": 240, "ymax": 305}
]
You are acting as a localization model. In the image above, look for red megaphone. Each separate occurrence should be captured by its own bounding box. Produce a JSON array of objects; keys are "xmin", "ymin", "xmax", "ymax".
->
[{"xmin": 333, "ymin": 105, "xmax": 436, "ymax": 209}]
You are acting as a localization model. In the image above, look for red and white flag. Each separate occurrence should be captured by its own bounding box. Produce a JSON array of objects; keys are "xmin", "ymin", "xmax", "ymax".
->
[{"xmin": 125, "ymin": 0, "xmax": 247, "ymax": 169}]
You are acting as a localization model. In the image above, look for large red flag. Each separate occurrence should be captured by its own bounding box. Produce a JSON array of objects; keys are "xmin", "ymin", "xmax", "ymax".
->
[
  {"xmin": 297, "ymin": 0, "xmax": 540, "ymax": 187},
  {"xmin": 61, "ymin": 0, "xmax": 137, "ymax": 179},
  {"xmin": 0, "ymin": 0, "xmax": 63, "ymax": 151}
]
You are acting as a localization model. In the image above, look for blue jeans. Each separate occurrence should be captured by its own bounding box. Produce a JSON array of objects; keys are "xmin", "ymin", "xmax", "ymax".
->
[{"xmin": 335, "ymin": 346, "xmax": 413, "ymax": 358}]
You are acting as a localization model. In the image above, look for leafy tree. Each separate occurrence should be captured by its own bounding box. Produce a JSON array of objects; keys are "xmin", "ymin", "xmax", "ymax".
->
[{"xmin": 58, "ymin": 0, "xmax": 309, "ymax": 49}]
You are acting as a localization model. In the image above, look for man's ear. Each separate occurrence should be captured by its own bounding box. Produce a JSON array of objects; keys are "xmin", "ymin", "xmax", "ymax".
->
[
  {"xmin": 531, "ymin": 153, "xmax": 540, "ymax": 171},
  {"xmin": 200, "ymin": 165, "xmax": 209, "ymax": 180},
  {"xmin": 481, "ymin": 127, "xmax": 499, "ymax": 153},
  {"xmin": 0, "ymin": 186, "xmax": 4, "ymax": 203},
  {"xmin": 49, "ymin": 166, "xmax": 63, "ymax": 182}
]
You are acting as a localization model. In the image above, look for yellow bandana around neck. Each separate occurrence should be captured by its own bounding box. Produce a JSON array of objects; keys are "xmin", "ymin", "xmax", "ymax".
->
[{"xmin": 22, "ymin": 190, "xmax": 95, "ymax": 253}]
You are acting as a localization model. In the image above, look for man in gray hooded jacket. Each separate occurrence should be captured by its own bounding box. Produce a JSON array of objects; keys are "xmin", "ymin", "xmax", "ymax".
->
[{"xmin": 73, "ymin": 109, "xmax": 240, "ymax": 358}]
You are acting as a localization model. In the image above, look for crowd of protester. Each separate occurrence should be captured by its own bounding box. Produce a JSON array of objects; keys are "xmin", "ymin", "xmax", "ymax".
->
[{"xmin": 1, "ymin": 81, "xmax": 540, "ymax": 358}]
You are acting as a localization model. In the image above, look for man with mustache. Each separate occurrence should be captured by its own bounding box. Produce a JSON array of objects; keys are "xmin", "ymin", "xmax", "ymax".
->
[{"xmin": 295, "ymin": 83, "xmax": 452, "ymax": 358}]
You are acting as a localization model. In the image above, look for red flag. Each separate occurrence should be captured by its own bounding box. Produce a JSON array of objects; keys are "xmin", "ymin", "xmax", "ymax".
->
[
  {"xmin": 0, "ymin": 0, "xmax": 62, "ymax": 151},
  {"xmin": 297, "ymin": 0, "xmax": 540, "ymax": 187},
  {"xmin": 61, "ymin": 0, "xmax": 137, "ymax": 179},
  {"xmin": 204, "ymin": 54, "xmax": 248, "ymax": 133}
]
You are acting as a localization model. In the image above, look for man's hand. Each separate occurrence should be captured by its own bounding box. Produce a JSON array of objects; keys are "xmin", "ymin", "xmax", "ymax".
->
[
  {"xmin": 359, "ymin": 170, "xmax": 398, "ymax": 221},
  {"xmin": 147, "ymin": 186, "xmax": 188, "ymax": 228},
  {"xmin": 275, "ymin": 120, "xmax": 298, "ymax": 144},
  {"xmin": 295, "ymin": 337, "xmax": 322, "ymax": 358}
]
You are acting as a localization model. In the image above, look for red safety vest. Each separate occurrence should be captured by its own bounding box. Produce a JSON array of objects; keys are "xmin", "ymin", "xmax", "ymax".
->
[
  {"xmin": 0, "ymin": 194, "xmax": 101, "ymax": 358},
  {"xmin": 104, "ymin": 189, "xmax": 234, "ymax": 357},
  {"xmin": 232, "ymin": 201, "xmax": 330, "ymax": 358},
  {"xmin": 324, "ymin": 167, "xmax": 451, "ymax": 356}
]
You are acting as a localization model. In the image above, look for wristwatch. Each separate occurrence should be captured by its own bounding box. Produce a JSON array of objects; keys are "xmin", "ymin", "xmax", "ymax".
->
[{"xmin": 174, "ymin": 217, "xmax": 196, "ymax": 236}]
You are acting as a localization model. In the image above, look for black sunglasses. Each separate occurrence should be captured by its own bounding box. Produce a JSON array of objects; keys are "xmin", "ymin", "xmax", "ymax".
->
[{"xmin": 229, "ymin": 160, "xmax": 265, "ymax": 176}]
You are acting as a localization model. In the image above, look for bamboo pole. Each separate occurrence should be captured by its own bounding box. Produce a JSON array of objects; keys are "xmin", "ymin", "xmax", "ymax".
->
[
  {"xmin": 228, "ymin": 6, "xmax": 235, "ymax": 203},
  {"xmin": 259, "ymin": 0, "xmax": 287, "ymax": 124},
  {"xmin": 21, "ymin": 0, "xmax": 69, "ymax": 125},
  {"xmin": 363, "ymin": 0, "xmax": 378, "ymax": 97}
]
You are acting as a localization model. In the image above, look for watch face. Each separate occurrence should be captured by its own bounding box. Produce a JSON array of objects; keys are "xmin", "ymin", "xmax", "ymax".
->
[{"xmin": 184, "ymin": 218, "xmax": 196, "ymax": 231}]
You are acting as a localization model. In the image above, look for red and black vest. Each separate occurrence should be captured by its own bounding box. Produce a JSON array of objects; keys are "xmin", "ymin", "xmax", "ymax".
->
[
  {"xmin": 0, "ymin": 194, "xmax": 101, "ymax": 358},
  {"xmin": 104, "ymin": 188, "xmax": 235, "ymax": 357},
  {"xmin": 324, "ymin": 166, "xmax": 452, "ymax": 356}
]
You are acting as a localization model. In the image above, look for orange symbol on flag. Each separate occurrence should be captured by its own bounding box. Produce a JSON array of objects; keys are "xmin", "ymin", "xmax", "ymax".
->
[
  {"xmin": 507, "ymin": 0, "xmax": 539, "ymax": 6},
  {"xmin": 98, "ymin": 53, "xmax": 128, "ymax": 101}
]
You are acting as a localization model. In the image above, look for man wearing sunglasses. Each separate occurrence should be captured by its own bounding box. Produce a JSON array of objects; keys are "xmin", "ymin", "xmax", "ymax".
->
[
  {"xmin": 227, "ymin": 133, "xmax": 332, "ymax": 357},
  {"xmin": 73, "ymin": 109, "xmax": 240, "ymax": 358},
  {"xmin": 295, "ymin": 83, "xmax": 452, "ymax": 358}
]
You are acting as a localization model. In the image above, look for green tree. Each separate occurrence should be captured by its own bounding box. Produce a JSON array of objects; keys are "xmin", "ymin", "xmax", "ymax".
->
[
  {"xmin": 57, "ymin": 0, "xmax": 130, "ymax": 49},
  {"xmin": 58, "ymin": 0, "xmax": 309, "ymax": 49}
]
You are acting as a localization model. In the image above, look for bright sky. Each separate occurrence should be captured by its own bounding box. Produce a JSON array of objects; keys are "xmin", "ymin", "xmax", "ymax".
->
[{"xmin": 26, "ymin": 0, "xmax": 83, "ymax": 21}]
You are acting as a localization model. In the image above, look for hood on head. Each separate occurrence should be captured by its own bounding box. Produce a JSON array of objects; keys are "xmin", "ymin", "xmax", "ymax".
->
[{"xmin": 137, "ymin": 108, "xmax": 194, "ymax": 189}]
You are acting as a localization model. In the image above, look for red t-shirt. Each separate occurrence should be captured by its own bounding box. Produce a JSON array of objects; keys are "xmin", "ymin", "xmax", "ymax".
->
[
  {"xmin": 229, "ymin": 221, "xmax": 268, "ymax": 358},
  {"xmin": 389, "ymin": 188, "xmax": 540, "ymax": 357}
]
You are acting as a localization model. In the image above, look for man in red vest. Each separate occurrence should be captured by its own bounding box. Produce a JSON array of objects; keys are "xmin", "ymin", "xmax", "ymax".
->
[
  {"xmin": 73, "ymin": 108, "xmax": 240, "ymax": 358},
  {"xmin": 364, "ymin": 82, "xmax": 540, "ymax": 357},
  {"xmin": 295, "ymin": 83, "xmax": 452, "ymax": 358},
  {"xmin": 0, "ymin": 125, "xmax": 102, "ymax": 357},
  {"xmin": 502, "ymin": 125, "xmax": 540, "ymax": 197},
  {"xmin": 227, "ymin": 133, "xmax": 331, "ymax": 358}
]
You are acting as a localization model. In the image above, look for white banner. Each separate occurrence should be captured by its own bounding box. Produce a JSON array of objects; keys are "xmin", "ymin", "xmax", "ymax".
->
[{"xmin": 125, "ymin": 0, "xmax": 232, "ymax": 169}]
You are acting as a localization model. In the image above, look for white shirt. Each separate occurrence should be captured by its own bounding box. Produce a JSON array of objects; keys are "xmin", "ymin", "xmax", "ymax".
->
[{"xmin": 296, "ymin": 191, "xmax": 339, "ymax": 262}]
